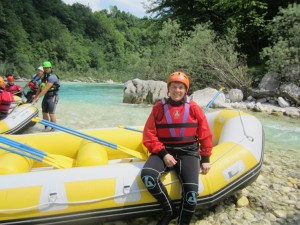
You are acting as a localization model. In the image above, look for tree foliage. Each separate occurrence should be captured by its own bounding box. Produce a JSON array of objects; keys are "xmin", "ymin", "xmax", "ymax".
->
[
  {"xmin": 0, "ymin": 0, "xmax": 298, "ymax": 90},
  {"xmin": 0, "ymin": 0, "xmax": 156, "ymax": 82},
  {"xmin": 144, "ymin": 21, "xmax": 250, "ymax": 92},
  {"xmin": 146, "ymin": 0, "xmax": 295, "ymax": 66},
  {"xmin": 260, "ymin": 3, "xmax": 300, "ymax": 72}
]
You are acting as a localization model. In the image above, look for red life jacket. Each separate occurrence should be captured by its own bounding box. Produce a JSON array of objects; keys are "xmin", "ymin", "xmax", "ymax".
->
[
  {"xmin": 28, "ymin": 81, "xmax": 38, "ymax": 91},
  {"xmin": 28, "ymin": 74, "xmax": 42, "ymax": 91},
  {"xmin": 155, "ymin": 97, "xmax": 198, "ymax": 144},
  {"xmin": 5, "ymin": 84, "xmax": 20, "ymax": 94},
  {"xmin": 0, "ymin": 90, "xmax": 14, "ymax": 114}
]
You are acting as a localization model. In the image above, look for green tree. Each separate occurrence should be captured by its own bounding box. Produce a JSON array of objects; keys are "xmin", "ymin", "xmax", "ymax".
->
[
  {"xmin": 0, "ymin": 1, "xmax": 33, "ymax": 75},
  {"xmin": 149, "ymin": 20, "xmax": 185, "ymax": 80},
  {"xmin": 146, "ymin": 0, "xmax": 295, "ymax": 66},
  {"xmin": 260, "ymin": 3, "xmax": 300, "ymax": 72},
  {"xmin": 178, "ymin": 23, "xmax": 250, "ymax": 92},
  {"xmin": 144, "ymin": 21, "xmax": 251, "ymax": 92}
]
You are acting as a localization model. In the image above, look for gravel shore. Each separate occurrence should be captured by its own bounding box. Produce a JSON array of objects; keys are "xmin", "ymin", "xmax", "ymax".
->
[{"xmin": 102, "ymin": 147, "xmax": 300, "ymax": 225}]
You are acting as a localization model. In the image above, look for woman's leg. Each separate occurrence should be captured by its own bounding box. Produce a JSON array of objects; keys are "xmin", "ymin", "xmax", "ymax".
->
[
  {"xmin": 175, "ymin": 155, "xmax": 200, "ymax": 225},
  {"xmin": 141, "ymin": 154, "xmax": 177, "ymax": 224}
]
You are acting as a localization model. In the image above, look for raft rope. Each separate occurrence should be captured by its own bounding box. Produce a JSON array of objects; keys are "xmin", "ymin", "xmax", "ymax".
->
[
  {"xmin": 0, "ymin": 184, "xmax": 176, "ymax": 213},
  {"xmin": 238, "ymin": 110, "xmax": 254, "ymax": 142},
  {"xmin": 207, "ymin": 110, "xmax": 255, "ymax": 165}
]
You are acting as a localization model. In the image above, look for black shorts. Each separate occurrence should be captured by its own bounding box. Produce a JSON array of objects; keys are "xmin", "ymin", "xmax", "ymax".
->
[{"xmin": 42, "ymin": 94, "xmax": 58, "ymax": 114}]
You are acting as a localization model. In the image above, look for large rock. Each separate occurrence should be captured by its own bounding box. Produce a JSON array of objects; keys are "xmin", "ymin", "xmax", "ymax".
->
[
  {"xmin": 228, "ymin": 89, "xmax": 243, "ymax": 102},
  {"xmin": 281, "ymin": 64, "xmax": 300, "ymax": 86},
  {"xmin": 251, "ymin": 64, "xmax": 300, "ymax": 106},
  {"xmin": 123, "ymin": 78, "xmax": 167, "ymax": 104},
  {"xmin": 277, "ymin": 97, "xmax": 290, "ymax": 108},
  {"xmin": 190, "ymin": 87, "xmax": 226, "ymax": 108},
  {"xmin": 258, "ymin": 71, "xmax": 281, "ymax": 90}
]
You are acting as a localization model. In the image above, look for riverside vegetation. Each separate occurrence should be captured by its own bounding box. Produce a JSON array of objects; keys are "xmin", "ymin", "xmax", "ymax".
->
[{"xmin": 0, "ymin": 1, "xmax": 299, "ymax": 99}]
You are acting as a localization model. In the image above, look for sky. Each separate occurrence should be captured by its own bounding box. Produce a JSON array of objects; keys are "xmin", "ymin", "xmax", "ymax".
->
[{"xmin": 62, "ymin": 0, "xmax": 149, "ymax": 18}]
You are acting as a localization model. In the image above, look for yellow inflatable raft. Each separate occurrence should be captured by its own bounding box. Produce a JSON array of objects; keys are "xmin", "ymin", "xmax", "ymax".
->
[
  {"xmin": 0, "ymin": 109, "xmax": 264, "ymax": 225},
  {"xmin": 0, "ymin": 96, "xmax": 39, "ymax": 134}
]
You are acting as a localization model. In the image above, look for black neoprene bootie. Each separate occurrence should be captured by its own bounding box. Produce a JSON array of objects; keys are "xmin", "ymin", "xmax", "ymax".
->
[
  {"xmin": 156, "ymin": 204, "xmax": 179, "ymax": 225},
  {"xmin": 177, "ymin": 222, "xmax": 189, "ymax": 225},
  {"xmin": 156, "ymin": 214, "xmax": 173, "ymax": 225},
  {"xmin": 177, "ymin": 213, "xmax": 193, "ymax": 225},
  {"xmin": 156, "ymin": 212, "xmax": 178, "ymax": 225}
]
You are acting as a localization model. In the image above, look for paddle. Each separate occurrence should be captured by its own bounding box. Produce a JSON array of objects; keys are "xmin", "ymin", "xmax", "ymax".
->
[
  {"xmin": 119, "ymin": 125, "xmax": 143, "ymax": 133},
  {"xmin": 32, "ymin": 118, "xmax": 148, "ymax": 160},
  {"xmin": 0, "ymin": 145, "xmax": 59, "ymax": 168},
  {"xmin": 204, "ymin": 87, "xmax": 225, "ymax": 113},
  {"xmin": 0, "ymin": 135, "xmax": 73, "ymax": 169}
]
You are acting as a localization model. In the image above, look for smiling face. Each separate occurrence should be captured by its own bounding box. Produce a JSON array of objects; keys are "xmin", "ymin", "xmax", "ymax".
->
[{"xmin": 168, "ymin": 82, "xmax": 187, "ymax": 102}]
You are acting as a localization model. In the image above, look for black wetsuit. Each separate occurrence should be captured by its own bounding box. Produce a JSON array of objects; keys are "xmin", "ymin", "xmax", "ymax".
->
[{"xmin": 141, "ymin": 142, "xmax": 200, "ymax": 225}]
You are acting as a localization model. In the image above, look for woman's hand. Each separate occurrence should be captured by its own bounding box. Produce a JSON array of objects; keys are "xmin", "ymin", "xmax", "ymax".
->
[
  {"xmin": 163, "ymin": 153, "xmax": 177, "ymax": 167},
  {"xmin": 201, "ymin": 162, "xmax": 211, "ymax": 174}
]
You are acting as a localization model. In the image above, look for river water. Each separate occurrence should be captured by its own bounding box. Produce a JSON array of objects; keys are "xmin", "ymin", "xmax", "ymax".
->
[{"xmin": 19, "ymin": 81, "xmax": 299, "ymax": 152}]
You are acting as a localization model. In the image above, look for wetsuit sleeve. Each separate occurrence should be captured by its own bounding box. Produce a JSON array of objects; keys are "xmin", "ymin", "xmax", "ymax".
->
[
  {"xmin": 143, "ymin": 102, "xmax": 166, "ymax": 155},
  {"xmin": 190, "ymin": 101, "xmax": 213, "ymax": 160}
]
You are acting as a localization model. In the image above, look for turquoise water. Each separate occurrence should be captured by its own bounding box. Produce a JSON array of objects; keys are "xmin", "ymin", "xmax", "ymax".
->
[
  {"xmin": 59, "ymin": 82, "xmax": 124, "ymax": 105},
  {"xmin": 19, "ymin": 81, "xmax": 299, "ymax": 152}
]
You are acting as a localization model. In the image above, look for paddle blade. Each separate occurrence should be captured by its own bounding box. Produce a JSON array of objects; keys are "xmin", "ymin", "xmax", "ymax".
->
[
  {"xmin": 117, "ymin": 146, "xmax": 148, "ymax": 160},
  {"xmin": 45, "ymin": 154, "xmax": 74, "ymax": 169}
]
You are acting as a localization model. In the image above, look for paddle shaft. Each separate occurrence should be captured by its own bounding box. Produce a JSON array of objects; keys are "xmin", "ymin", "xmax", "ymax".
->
[
  {"xmin": 204, "ymin": 87, "xmax": 225, "ymax": 113},
  {"xmin": 0, "ymin": 136, "xmax": 46, "ymax": 157},
  {"xmin": 38, "ymin": 121, "xmax": 117, "ymax": 149},
  {"xmin": 0, "ymin": 145, "xmax": 43, "ymax": 162},
  {"xmin": 33, "ymin": 119, "xmax": 147, "ymax": 160},
  {"xmin": 0, "ymin": 136, "xmax": 72, "ymax": 169}
]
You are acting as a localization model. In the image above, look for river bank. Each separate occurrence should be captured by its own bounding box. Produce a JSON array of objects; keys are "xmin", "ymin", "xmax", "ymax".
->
[
  {"xmin": 17, "ymin": 78, "xmax": 300, "ymax": 119},
  {"xmin": 102, "ymin": 147, "xmax": 299, "ymax": 225},
  {"xmin": 213, "ymin": 101, "xmax": 300, "ymax": 119}
]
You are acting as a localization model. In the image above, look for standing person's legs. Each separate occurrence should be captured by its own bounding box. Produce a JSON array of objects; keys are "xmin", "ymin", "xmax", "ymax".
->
[
  {"xmin": 41, "ymin": 97, "xmax": 50, "ymax": 124},
  {"xmin": 174, "ymin": 155, "xmax": 200, "ymax": 225},
  {"xmin": 42, "ymin": 95, "xmax": 58, "ymax": 131},
  {"xmin": 47, "ymin": 95, "xmax": 58, "ymax": 123},
  {"xmin": 141, "ymin": 154, "xmax": 178, "ymax": 224}
]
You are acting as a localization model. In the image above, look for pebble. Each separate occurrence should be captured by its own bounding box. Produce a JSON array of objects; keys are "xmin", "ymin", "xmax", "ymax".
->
[{"xmin": 237, "ymin": 196, "xmax": 249, "ymax": 207}]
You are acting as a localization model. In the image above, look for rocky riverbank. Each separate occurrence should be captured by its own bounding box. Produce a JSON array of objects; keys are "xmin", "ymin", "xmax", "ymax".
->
[
  {"xmin": 102, "ymin": 147, "xmax": 300, "ymax": 225},
  {"xmin": 123, "ymin": 79, "xmax": 300, "ymax": 119}
]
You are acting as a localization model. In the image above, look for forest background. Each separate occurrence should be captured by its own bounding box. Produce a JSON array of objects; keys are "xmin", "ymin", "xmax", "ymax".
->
[{"xmin": 0, "ymin": 0, "xmax": 299, "ymax": 94}]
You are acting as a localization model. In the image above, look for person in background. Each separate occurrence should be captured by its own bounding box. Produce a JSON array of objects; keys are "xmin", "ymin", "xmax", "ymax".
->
[
  {"xmin": 0, "ymin": 76, "xmax": 14, "ymax": 119},
  {"xmin": 32, "ymin": 61, "xmax": 60, "ymax": 131},
  {"xmin": 5, "ymin": 75, "xmax": 24, "ymax": 97},
  {"xmin": 141, "ymin": 72, "xmax": 213, "ymax": 225},
  {"xmin": 23, "ymin": 66, "xmax": 44, "ymax": 103}
]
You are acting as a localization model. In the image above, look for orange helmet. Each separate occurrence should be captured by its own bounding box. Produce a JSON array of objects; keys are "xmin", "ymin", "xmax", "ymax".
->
[
  {"xmin": 7, "ymin": 75, "xmax": 14, "ymax": 82},
  {"xmin": 0, "ymin": 76, "xmax": 5, "ymax": 88},
  {"xmin": 167, "ymin": 72, "xmax": 190, "ymax": 90}
]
